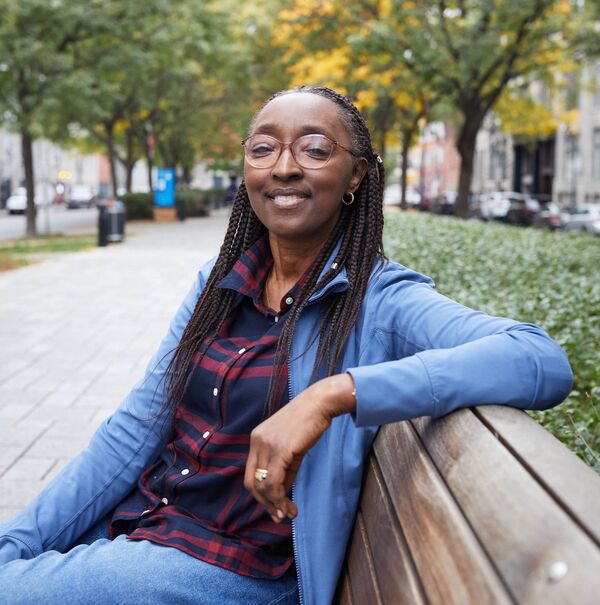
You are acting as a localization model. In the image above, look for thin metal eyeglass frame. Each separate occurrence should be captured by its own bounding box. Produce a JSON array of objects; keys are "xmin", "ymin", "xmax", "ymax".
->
[{"xmin": 241, "ymin": 133, "xmax": 358, "ymax": 169}]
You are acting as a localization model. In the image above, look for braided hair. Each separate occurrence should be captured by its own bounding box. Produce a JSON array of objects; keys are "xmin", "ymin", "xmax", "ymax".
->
[{"xmin": 163, "ymin": 86, "xmax": 385, "ymax": 417}]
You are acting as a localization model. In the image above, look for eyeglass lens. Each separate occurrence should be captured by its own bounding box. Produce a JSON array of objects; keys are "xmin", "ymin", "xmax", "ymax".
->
[{"xmin": 244, "ymin": 134, "xmax": 335, "ymax": 169}]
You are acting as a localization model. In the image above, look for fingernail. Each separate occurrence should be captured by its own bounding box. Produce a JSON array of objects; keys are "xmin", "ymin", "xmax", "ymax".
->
[{"xmin": 276, "ymin": 509, "xmax": 285, "ymax": 520}]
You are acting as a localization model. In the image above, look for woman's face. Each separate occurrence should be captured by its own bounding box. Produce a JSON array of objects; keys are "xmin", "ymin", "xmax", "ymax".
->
[{"xmin": 244, "ymin": 93, "xmax": 367, "ymax": 244}]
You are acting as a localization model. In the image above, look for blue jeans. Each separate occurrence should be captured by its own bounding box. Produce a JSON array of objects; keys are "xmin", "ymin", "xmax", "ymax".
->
[{"xmin": 0, "ymin": 522, "xmax": 299, "ymax": 605}]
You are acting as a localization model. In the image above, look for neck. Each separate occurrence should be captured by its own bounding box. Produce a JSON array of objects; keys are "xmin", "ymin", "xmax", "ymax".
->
[{"xmin": 268, "ymin": 233, "xmax": 327, "ymax": 286}]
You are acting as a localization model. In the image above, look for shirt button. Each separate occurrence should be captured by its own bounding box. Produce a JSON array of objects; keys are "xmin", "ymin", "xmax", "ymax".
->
[
  {"xmin": 274, "ymin": 315, "xmax": 279, "ymax": 323},
  {"xmin": 202, "ymin": 430, "xmax": 210, "ymax": 439},
  {"xmin": 181, "ymin": 468, "xmax": 190, "ymax": 476},
  {"xmin": 285, "ymin": 296, "xmax": 294, "ymax": 305},
  {"xmin": 161, "ymin": 497, "xmax": 169, "ymax": 505},
  {"xmin": 213, "ymin": 387, "xmax": 218, "ymax": 396}
]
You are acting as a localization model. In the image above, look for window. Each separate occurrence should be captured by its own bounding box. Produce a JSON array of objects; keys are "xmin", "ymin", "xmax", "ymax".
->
[{"xmin": 593, "ymin": 128, "xmax": 600, "ymax": 181}]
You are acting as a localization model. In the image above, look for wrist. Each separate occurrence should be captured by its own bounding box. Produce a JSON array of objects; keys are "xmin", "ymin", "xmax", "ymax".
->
[{"xmin": 314, "ymin": 373, "xmax": 357, "ymax": 420}]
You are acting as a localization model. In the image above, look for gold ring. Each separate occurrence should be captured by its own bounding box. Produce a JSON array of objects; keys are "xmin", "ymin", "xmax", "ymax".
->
[{"xmin": 254, "ymin": 468, "xmax": 268, "ymax": 482}]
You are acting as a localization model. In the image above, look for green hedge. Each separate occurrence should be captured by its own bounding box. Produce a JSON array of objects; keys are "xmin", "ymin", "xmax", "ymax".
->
[
  {"xmin": 383, "ymin": 211, "xmax": 600, "ymax": 472},
  {"xmin": 175, "ymin": 188, "xmax": 225, "ymax": 218},
  {"xmin": 119, "ymin": 188, "xmax": 229, "ymax": 220},
  {"xmin": 120, "ymin": 192, "xmax": 153, "ymax": 220}
]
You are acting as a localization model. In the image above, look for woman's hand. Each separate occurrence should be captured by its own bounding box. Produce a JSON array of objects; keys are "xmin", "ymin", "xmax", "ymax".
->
[{"xmin": 244, "ymin": 373, "xmax": 356, "ymax": 523}]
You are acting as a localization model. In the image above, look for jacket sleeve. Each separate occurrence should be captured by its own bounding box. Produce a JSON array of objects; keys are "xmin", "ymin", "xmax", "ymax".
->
[
  {"xmin": 347, "ymin": 265, "xmax": 573, "ymax": 427},
  {"xmin": 0, "ymin": 267, "xmax": 209, "ymax": 565}
]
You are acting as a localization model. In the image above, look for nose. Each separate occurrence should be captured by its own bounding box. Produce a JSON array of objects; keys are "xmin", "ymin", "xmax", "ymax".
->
[{"xmin": 271, "ymin": 143, "xmax": 302, "ymax": 180}]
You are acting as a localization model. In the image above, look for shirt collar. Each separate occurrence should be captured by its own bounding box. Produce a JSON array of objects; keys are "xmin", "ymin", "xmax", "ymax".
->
[
  {"xmin": 218, "ymin": 233, "xmax": 351, "ymax": 309},
  {"xmin": 217, "ymin": 234, "xmax": 273, "ymax": 306}
]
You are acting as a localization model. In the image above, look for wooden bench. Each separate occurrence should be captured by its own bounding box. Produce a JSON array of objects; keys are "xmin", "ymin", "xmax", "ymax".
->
[{"xmin": 334, "ymin": 405, "xmax": 600, "ymax": 604}]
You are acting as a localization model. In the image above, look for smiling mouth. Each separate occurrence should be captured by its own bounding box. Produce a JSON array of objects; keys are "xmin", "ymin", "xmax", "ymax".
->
[{"xmin": 267, "ymin": 190, "xmax": 310, "ymax": 207}]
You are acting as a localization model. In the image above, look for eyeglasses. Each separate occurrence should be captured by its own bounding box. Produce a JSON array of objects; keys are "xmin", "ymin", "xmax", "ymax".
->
[{"xmin": 241, "ymin": 133, "xmax": 357, "ymax": 169}]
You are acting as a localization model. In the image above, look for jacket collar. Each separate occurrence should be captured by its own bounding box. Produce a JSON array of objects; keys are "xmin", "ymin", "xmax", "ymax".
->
[{"xmin": 308, "ymin": 237, "xmax": 349, "ymax": 303}]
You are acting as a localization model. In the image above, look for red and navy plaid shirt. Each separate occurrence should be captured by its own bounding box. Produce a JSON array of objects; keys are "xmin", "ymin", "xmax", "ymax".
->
[{"xmin": 110, "ymin": 235, "xmax": 310, "ymax": 579}]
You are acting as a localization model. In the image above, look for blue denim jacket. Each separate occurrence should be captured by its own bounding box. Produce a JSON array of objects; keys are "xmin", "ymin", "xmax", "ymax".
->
[{"xmin": 0, "ymin": 258, "xmax": 573, "ymax": 605}]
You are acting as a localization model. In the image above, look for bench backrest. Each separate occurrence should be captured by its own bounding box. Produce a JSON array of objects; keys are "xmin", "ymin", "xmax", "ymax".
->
[{"xmin": 334, "ymin": 405, "xmax": 600, "ymax": 605}]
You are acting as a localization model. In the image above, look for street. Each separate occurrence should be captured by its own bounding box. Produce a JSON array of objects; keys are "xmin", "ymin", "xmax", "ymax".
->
[{"xmin": 0, "ymin": 205, "xmax": 98, "ymax": 240}]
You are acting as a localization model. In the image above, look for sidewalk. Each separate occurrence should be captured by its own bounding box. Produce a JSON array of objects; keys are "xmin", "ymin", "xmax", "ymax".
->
[{"xmin": 0, "ymin": 211, "xmax": 230, "ymax": 523}]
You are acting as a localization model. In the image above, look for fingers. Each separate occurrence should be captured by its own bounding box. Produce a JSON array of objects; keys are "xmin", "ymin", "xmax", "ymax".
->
[
  {"xmin": 244, "ymin": 434, "xmax": 300, "ymax": 523},
  {"xmin": 249, "ymin": 455, "xmax": 297, "ymax": 523}
]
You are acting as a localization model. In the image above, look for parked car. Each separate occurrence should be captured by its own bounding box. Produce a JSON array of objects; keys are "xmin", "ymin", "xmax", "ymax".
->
[
  {"xmin": 533, "ymin": 201, "xmax": 564, "ymax": 230},
  {"xmin": 562, "ymin": 205, "xmax": 600, "ymax": 235},
  {"xmin": 429, "ymin": 192, "xmax": 456, "ymax": 215},
  {"xmin": 383, "ymin": 184, "xmax": 421, "ymax": 208},
  {"xmin": 66, "ymin": 184, "xmax": 97, "ymax": 209},
  {"xmin": 478, "ymin": 191, "xmax": 540, "ymax": 226},
  {"xmin": 5, "ymin": 187, "xmax": 41, "ymax": 214}
]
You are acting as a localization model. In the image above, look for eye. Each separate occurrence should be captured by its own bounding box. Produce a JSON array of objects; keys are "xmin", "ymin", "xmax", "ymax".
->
[
  {"xmin": 250, "ymin": 143, "xmax": 275, "ymax": 156},
  {"xmin": 247, "ymin": 136, "xmax": 278, "ymax": 157},
  {"xmin": 296, "ymin": 135, "xmax": 333, "ymax": 160}
]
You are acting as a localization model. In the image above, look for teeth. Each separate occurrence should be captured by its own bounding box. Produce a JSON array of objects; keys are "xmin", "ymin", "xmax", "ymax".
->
[{"xmin": 272, "ymin": 195, "xmax": 304, "ymax": 204}]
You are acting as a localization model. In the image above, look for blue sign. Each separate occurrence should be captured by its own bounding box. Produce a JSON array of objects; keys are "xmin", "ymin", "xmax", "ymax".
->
[{"xmin": 154, "ymin": 168, "xmax": 175, "ymax": 207}]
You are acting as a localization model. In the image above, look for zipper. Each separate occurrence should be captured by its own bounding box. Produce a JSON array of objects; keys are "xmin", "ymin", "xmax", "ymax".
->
[
  {"xmin": 289, "ymin": 349, "xmax": 305, "ymax": 605},
  {"xmin": 290, "ymin": 289, "xmax": 341, "ymax": 605}
]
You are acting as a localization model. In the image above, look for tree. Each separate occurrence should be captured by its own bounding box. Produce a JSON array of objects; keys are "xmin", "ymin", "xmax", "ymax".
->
[
  {"xmin": 375, "ymin": 0, "xmax": 576, "ymax": 217},
  {"xmin": 46, "ymin": 0, "xmax": 226, "ymax": 195},
  {"xmin": 0, "ymin": 0, "xmax": 94, "ymax": 236},
  {"xmin": 274, "ymin": 0, "xmax": 435, "ymax": 209}
]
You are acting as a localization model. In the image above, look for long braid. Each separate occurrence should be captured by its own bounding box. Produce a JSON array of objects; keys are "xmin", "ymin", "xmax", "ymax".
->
[{"xmin": 164, "ymin": 86, "xmax": 385, "ymax": 419}]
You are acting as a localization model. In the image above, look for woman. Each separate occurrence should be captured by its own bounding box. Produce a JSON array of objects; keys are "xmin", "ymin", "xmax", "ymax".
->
[{"xmin": 0, "ymin": 86, "xmax": 573, "ymax": 605}]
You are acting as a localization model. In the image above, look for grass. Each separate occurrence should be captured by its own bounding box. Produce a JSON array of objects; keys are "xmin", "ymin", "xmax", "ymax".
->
[
  {"xmin": 0, "ymin": 234, "xmax": 96, "ymax": 272},
  {"xmin": 383, "ymin": 211, "xmax": 600, "ymax": 472}
]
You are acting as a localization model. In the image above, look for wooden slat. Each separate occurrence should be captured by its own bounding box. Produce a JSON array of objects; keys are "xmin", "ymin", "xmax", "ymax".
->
[
  {"xmin": 346, "ymin": 513, "xmax": 384, "ymax": 605},
  {"xmin": 334, "ymin": 567, "xmax": 354, "ymax": 605},
  {"xmin": 475, "ymin": 405, "xmax": 600, "ymax": 547},
  {"xmin": 374, "ymin": 421, "xmax": 513, "ymax": 605},
  {"xmin": 413, "ymin": 410, "xmax": 600, "ymax": 604},
  {"xmin": 359, "ymin": 456, "xmax": 428, "ymax": 605}
]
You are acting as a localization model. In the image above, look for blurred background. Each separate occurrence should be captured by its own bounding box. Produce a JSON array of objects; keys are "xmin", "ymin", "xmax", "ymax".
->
[{"xmin": 0, "ymin": 1, "xmax": 598, "ymax": 470}]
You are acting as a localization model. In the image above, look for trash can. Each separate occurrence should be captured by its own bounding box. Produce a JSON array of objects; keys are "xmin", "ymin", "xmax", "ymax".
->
[{"xmin": 98, "ymin": 199, "xmax": 126, "ymax": 247}]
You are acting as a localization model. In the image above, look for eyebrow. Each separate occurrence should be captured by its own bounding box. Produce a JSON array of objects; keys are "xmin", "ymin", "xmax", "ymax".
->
[{"xmin": 252, "ymin": 123, "xmax": 334, "ymax": 138}]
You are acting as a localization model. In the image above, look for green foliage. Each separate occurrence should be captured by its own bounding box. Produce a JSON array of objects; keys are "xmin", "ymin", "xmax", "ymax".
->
[
  {"xmin": 120, "ymin": 193, "xmax": 153, "ymax": 220},
  {"xmin": 175, "ymin": 188, "xmax": 224, "ymax": 218},
  {"xmin": 383, "ymin": 212, "xmax": 600, "ymax": 472}
]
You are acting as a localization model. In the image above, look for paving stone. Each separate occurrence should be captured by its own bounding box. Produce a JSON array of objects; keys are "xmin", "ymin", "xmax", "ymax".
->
[
  {"xmin": 2, "ymin": 456, "xmax": 57, "ymax": 482},
  {"xmin": 26, "ymin": 437, "xmax": 89, "ymax": 460},
  {"xmin": 0, "ymin": 446, "xmax": 26, "ymax": 475},
  {"xmin": 0, "ymin": 212, "xmax": 228, "ymax": 520},
  {"xmin": 0, "ymin": 477, "xmax": 49, "ymax": 507},
  {"xmin": 0, "ymin": 507, "xmax": 22, "ymax": 523}
]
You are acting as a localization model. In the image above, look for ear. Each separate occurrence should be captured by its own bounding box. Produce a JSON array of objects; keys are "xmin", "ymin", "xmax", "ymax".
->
[{"xmin": 348, "ymin": 157, "xmax": 368, "ymax": 193}]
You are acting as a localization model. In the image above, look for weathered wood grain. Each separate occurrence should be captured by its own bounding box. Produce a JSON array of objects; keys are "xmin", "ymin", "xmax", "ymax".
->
[
  {"xmin": 375, "ymin": 420, "xmax": 513, "ymax": 605},
  {"xmin": 359, "ymin": 456, "xmax": 427, "ymax": 605},
  {"xmin": 475, "ymin": 405, "xmax": 600, "ymax": 547},
  {"xmin": 413, "ymin": 409, "xmax": 600, "ymax": 604},
  {"xmin": 346, "ymin": 513, "xmax": 384, "ymax": 605}
]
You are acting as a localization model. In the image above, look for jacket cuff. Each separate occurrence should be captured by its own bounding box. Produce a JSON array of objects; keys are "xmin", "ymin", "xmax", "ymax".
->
[{"xmin": 347, "ymin": 355, "xmax": 437, "ymax": 427}]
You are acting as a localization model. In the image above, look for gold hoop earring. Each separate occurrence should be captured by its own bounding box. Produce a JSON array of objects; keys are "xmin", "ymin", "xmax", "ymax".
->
[{"xmin": 342, "ymin": 192, "xmax": 355, "ymax": 206}]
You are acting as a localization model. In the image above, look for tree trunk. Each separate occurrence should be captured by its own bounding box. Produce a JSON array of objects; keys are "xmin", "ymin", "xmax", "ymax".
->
[
  {"xmin": 124, "ymin": 128, "xmax": 136, "ymax": 193},
  {"xmin": 377, "ymin": 128, "xmax": 386, "ymax": 160},
  {"xmin": 106, "ymin": 125, "xmax": 118, "ymax": 198},
  {"xmin": 143, "ymin": 123, "xmax": 155, "ymax": 194},
  {"xmin": 455, "ymin": 109, "xmax": 487, "ymax": 218},
  {"xmin": 21, "ymin": 127, "xmax": 36, "ymax": 238},
  {"xmin": 399, "ymin": 129, "xmax": 413, "ymax": 212}
]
